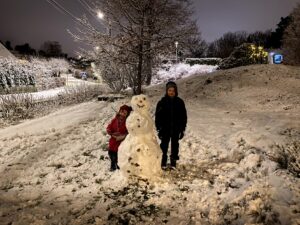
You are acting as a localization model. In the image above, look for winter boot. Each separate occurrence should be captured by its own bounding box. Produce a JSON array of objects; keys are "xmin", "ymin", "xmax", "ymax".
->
[
  {"xmin": 110, "ymin": 163, "xmax": 116, "ymax": 171},
  {"xmin": 170, "ymin": 158, "xmax": 177, "ymax": 170},
  {"xmin": 161, "ymin": 155, "xmax": 168, "ymax": 170}
]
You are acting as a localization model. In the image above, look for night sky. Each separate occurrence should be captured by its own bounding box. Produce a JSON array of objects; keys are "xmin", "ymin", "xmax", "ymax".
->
[{"xmin": 0, "ymin": 0, "xmax": 299, "ymax": 56}]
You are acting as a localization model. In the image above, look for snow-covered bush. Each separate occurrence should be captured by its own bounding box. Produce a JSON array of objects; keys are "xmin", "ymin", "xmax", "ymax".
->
[
  {"xmin": 48, "ymin": 58, "xmax": 70, "ymax": 74},
  {"xmin": 0, "ymin": 57, "xmax": 70, "ymax": 93},
  {"xmin": 0, "ymin": 93, "xmax": 35, "ymax": 120},
  {"xmin": 273, "ymin": 141, "xmax": 300, "ymax": 177},
  {"xmin": 30, "ymin": 57, "xmax": 69, "ymax": 90},
  {"xmin": 152, "ymin": 63, "xmax": 217, "ymax": 84},
  {"xmin": 218, "ymin": 43, "xmax": 268, "ymax": 70},
  {"xmin": 96, "ymin": 61, "xmax": 132, "ymax": 92},
  {"xmin": 58, "ymin": 84, "xmax": 103, "ymax": 104},
  {"xmin": 184, "ymin": 58, "xmax": 222, "ymax": 66},
  {"xmin": 0, "ymin": 57, "xmax": 35, "ymax": 91},
  {"xmin": 0, "ymin": 84, "xmax": 104, "ymax": 123}
]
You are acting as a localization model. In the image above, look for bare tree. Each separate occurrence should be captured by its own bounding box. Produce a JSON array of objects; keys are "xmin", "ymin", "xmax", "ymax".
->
[
  {"xmin": 207, "ymin": 31, "xmax": 248, "ymax": 58},
  {"xmin": 183, "ymin": 33, "xmax": 207, "ymax": 58},
  {"xmin": 282, "ymin": 3, "xmax": 300, "ymax": 65},
  {"xmin": 40, "ymin": 41, "xmax": 63, "ymax": 58},
  {"xmin": 70, "ymin": 0, "xmax": 198, "ymax": 94},
  {"xmin": 247, "ymin": 30, "xmax": 272, "ymax": 47}
]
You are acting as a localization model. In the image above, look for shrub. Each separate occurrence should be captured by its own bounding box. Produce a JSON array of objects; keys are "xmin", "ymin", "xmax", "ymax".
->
[
  {"xmin": 30, "ymin": 57, "xmax": 69, "ymax": 91},
  {"xmin": 184, "ymin": 58, "xmax": 222, "ymax": 66},
  {"xmin": 0, "ymin": 57, "xmax": 36, "ymax": 90},
  {"xmin": 274, "ymin": 141, "xmax": 300, "ymax": 177},
  {"xmin": 0, "ymin": 84, "xmax": 104, "ymax": 124},
  {"xmin": 218, "ymin": 43, "xmax": 268, "ymax": 70}
]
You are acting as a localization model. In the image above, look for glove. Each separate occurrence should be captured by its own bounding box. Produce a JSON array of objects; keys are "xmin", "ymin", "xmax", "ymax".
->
[
  {"xmin": 114, "ymin": 135, "xmax": 126, "ymax": 142},
  {"xmin": 179, "ymin": 131, "xmax": 184, "ymax": 140},
  {"xmin": 158, "ymin": 130, "xmax": 163, "ymax": 140}
]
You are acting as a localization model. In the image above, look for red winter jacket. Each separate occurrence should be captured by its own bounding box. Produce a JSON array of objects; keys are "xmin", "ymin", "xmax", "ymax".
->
[{"xmin": 106, "ymin": 115, "xmax": 128, "ymax": 152}]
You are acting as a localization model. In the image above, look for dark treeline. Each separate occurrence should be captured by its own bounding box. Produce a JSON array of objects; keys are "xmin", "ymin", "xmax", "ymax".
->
[
  {"xmin": 0, "ymin": 40, "xmax": 68, "ymax": 58},
  {"xmin": 206, "ymin": 16, "xmax": 292, "ymax": 58}
]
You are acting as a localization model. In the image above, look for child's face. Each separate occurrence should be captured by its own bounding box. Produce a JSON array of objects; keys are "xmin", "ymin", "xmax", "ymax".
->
[
  {"xmin": 167, "ymin": 87, "xmax": 176, "ymax": 97},
  {"xmin": 119, "ymin": 109, "xmax": 128, "ymax": 118}
]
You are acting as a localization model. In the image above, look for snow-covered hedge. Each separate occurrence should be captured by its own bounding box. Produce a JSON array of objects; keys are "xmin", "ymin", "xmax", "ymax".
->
[
  {"xmin": 0, "ymin": 84, "xmax": 104, "ymax": 122},
  {"xmin": 184, "ymin": 58, "xmax": 222, "ymax": 66},
  {"xmin": 30, "ymin": 57, "xmax": 69, "ymax": 90},
  {"xmin": 0, "ymin": 57, "xmax": 35, "ymax": 91},
  {"xmin": 0, "ymin": 57, "xmax": 69, "ymax": 93}
]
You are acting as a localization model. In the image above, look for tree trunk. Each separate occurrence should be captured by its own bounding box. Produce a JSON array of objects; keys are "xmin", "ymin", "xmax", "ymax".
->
[
  {"xmin": 145, "ymin": 41, "xmax": 152, "ymax": 85},
  {"xmin": 136, "ymin": 42, "xmax": 143, "ymax": 95},
  {"xmin": 135, "ymin": 15, "xmax": 145, "ymax": 95}
]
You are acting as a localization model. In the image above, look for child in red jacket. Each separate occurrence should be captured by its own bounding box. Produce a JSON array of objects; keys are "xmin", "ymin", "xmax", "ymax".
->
[{"xmin": 106, "ymin": 105, "xmax": 132, "ymax": 171}]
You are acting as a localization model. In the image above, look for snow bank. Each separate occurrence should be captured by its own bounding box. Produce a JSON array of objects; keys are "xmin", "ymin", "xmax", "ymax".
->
[{"xmin": 152, "ymin": 63, "xmax": 217, "ymax": 84}]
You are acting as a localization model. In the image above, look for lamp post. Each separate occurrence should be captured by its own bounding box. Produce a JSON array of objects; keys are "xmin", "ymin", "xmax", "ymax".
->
[
  {"xmin": 97, "ymin": 10, "xmax": 111, "ymax": 37},
  {"xmin": 175, "ymin": 41, "xmax": 178, "ymax": 63}
]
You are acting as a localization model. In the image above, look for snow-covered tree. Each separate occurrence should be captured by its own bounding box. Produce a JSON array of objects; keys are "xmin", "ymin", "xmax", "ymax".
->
[
  {"xmin": 70, "ymin": 0, "xmax": 199, "ymax": 94},
  {"xmin": 30, "ymin": 57, "xmax": 69, "ymax": 90},
  {"xmin": 282, "ymin": 3, "xmax": 300, "ymax": 65},
  {"xmin": 0, "ymin": 57, "xmax": 35, "ymax": 90},
  {"xmin": 207, "ymin": 31, "xmax": 248, "ymax": 58}
]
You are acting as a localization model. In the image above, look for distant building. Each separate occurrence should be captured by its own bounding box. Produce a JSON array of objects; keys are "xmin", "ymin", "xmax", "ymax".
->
[{"xmin": 0, "ymin": 42, "xmax": 16, "ymax": 59}]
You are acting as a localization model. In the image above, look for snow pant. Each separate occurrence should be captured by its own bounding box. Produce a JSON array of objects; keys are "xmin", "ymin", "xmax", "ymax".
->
[
  {"xmin": 160, "ymin": 134, "xmax": 179, "ymax": 167},
  {"xmin": 108, "ymin": 150, "xmax": 119, "ymax": 170}
]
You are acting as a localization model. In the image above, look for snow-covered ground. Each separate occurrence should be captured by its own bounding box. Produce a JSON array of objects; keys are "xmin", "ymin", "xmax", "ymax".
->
[{"xmin": 0, "ymin": 64, "xmax": 299, "ymax": 225}]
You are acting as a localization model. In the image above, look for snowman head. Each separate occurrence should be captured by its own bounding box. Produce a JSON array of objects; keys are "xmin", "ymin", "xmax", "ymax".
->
[{"xmin": 131, "ymin": 94, "xmax": 150, "ymax": 114}]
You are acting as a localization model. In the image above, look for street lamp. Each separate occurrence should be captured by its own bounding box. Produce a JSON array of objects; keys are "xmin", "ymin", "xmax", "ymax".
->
[
  {"xmin": 97, "ymin": 11, "xmax": 104, "ymax": 19},
  {"xmin": 97, "ymin": 10, "xmax": 111, "ymax": 36},
  {"xmin": 175, "ymin": 41, "xmax": 179, "ymax": 63}
]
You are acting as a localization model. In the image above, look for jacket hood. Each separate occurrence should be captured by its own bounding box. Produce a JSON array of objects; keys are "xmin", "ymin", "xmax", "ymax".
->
[{"xmin": 165, "ymin": 81, "xmax": 178, "ymax": 97}]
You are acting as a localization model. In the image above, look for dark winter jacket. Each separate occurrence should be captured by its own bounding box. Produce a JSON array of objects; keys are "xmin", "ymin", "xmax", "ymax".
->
[
  {"xmin": 155, "ymin": 96, "xmax": 187, "ymax": 136},
  {"xmin": 106, "ymin": 115, "xmax": 128, "ymax": 152}
]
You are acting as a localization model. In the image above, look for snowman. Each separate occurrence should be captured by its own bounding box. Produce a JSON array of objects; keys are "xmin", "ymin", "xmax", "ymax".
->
[{"xmin": 118, "ymin": 94, "xmax": 162, "ymax": 180}]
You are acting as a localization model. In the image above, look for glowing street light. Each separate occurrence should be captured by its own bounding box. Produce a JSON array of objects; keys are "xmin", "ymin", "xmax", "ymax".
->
[
  {"xmin": 97, "ymin": 11, "xmax": 104, "ymax": 19},
  {"xmin": 97, "ymin": 10, "xmax": 111, "ymax": 37}
]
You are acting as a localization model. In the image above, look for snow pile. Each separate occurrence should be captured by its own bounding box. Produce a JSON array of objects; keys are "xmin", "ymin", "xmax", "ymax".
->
[
  {"xmin": 119, "ymin": 94, "xmax": 162, "ymax": 181},
  {"xmin": 152, "ymin": 63, "xmax": 217, "ymax": 84}
]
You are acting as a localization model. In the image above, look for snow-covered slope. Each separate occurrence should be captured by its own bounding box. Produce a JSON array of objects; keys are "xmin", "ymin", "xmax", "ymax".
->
[{"xmin": 0, "ymin": 64, "xmax": 299, "ymax": 225}]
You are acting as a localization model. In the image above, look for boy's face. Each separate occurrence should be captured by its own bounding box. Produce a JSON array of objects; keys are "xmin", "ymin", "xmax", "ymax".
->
[
  {"xmin": 119, "ymin": 109, "xmax": 128, "ymax": 118},
  {"xmin": 167, "ymin": 87, "xmax": 176, "ymax": 97}
]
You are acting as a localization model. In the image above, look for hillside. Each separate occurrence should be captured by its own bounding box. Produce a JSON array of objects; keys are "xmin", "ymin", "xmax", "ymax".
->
[
  {"xmin": 147, "ymin": 64, "xmax": 300, "ymax": 112},
  {"xmin": 0, "ymin": 64, "xmax": 299, "ymax": 225}
]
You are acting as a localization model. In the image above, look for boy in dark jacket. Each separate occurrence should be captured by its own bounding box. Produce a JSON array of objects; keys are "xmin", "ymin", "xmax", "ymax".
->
[
  {"xmin": 155, "ymin": 81, "xmax": 187, "ymax": 170},
  {"xmin": 106, "ymin": 105, "xmax": 132, "ymax": 171}
]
